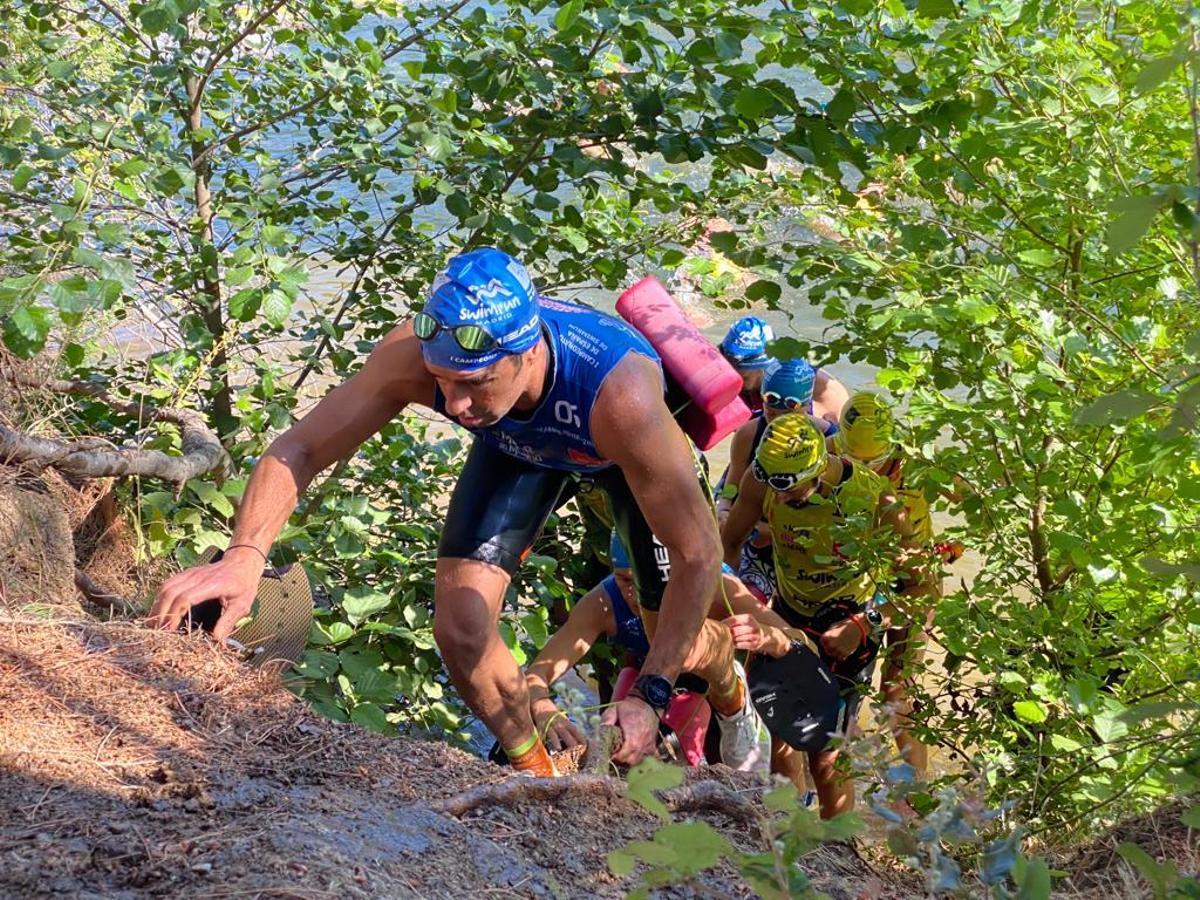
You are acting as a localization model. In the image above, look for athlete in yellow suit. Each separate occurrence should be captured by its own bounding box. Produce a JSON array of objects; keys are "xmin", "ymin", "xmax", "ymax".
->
[
  {"xmin": 721, "ymin": 413, "xmax": 935, "ymax": 817},
  {"xmin": 833, "ymin": 392, "xmax": 940, "ymax": 783}
]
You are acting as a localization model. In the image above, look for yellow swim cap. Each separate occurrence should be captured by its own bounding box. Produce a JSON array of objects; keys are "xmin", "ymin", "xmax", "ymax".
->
[
  {"xmin": 754, "ymin": 413, "xmax": 828, "ymax": 488},
  {"xmin": 836, "ymin": 391, "xmax": 897, "ymax": 465}
]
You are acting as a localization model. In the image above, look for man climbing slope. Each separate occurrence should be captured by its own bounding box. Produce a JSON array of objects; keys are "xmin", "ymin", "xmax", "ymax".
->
[{"xmin": 150, "ymin": 248, "xmax": 766, "ymax": 777}]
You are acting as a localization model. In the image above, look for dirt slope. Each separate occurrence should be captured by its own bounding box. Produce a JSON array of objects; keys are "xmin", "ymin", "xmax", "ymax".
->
[{"xmin": 0, "ymin": 616, "xmax": 908, "ymax": 899}]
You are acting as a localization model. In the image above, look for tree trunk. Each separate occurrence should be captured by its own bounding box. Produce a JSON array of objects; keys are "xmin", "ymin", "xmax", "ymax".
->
[{"xmin": 184, "ymin": 72, "xmax": 235, "ymax": 435}]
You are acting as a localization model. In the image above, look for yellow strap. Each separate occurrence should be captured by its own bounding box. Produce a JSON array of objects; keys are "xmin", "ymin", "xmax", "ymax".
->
[{"xmin": 506, "ymin": 731, "xmax": 539, "ymax": 758}]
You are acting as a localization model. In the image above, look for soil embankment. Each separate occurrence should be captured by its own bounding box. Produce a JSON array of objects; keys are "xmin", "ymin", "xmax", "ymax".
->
[{"xmin": 0, "ymin": 615, "xmax": 903, "ymax": 898}]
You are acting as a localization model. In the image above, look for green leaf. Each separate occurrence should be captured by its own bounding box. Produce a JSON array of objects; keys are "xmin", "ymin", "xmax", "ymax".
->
[
  {"xmin": 763, "ymin": 782, "xmax": 800, "ymax": 813},
  {"xmin": 338, "ymin": 647, "xmax": 386, "ymax": 681},
  {"xmin": 261, "ymin": 225, "xmax": 289, "ymax": 249},
  {"xmin": 1049, "ymin": 734, "xmax": 1083, "ymax": 752},
  {"xmin": 733, "ymin": 86, "xmax": 777, "ymax": 119},
  {"xmin": 1182, "ymin": 806, "xmax": 1200, "ymax": 829},
  {"xmin": 1140, "ymin": 557, "xmax": 1200, "ymax": 582},
  {"xmin": 916, "ymin": 0, "xmax": 957, "ymax": 18},
  {"xmin": 312, "ymin": 620, "xmax": 355, "ymax": 645},
  {"xmin": 1012, "ymin": 700, "xmax": 1047, "ymax": 724},
  {"xmin": 152, "ymin": 166, "xmax": 186, "ymax": 196},
  {"xmin": 424, "ymin": 132, "xmax": 455, "ymax": 162},
  {"xmin": 138, "ymin": 0, "xmax": 183, "ymax": 33},
  {"xmin": 714, "ymin": 31, "xmax": 742, "ymax": 61},
  {"xmin": 341, "ymin": 587, "xmax": 392, "ymax": 624},
  {"xmin": 745, "ymin": 280, "xmax": 781, "ymax": 303},
  {"xmin": 708, "ymin": 230, "xmax": 738, "ymax": 253},
  {"xmin": 295, "ymin": 649, "xmax": 340, "ymax": 679},
  {"xmin": 652, "ymin": 822, "xmax": 731, "ymax": 870},
  {"xmin": 225, "ymin": 266, "xmax": 254, "ymax": 287},
  {"xmin": 1116, "ymin": 843, "xmax": 1178, "ymax": 896},
  {"xmin": 554, "ymin": 0, "xmax": 583, "ymax": 32},
  {"xmin": 1016, "ymin": 856, "xmax": 1052, "ymax": 900},
  {"xmin": 228, "ymin": 289, "xmax": 261, "ymax": 322},
  {"xmin": 3, "ymin": 305, "xmax": 52, "ymax": 356},
  {"xmin": 11, "ymin": 164, "xmax": 36, "ymax": 191},
  {"xmin": 261, "ymin": 291, "xmax": 292, "ymax": 328},
  {"xmin": 349, "ymin": 702, "xmax": 392, "ymax": 733},
  {"xmin": 607, "ymin": 848, "xmax": 636, "ymax": 876},
  {"xmin": 7, "ymin": 116, "xmax": 33, "ymax": 140},
  {"xmin": 1107, "ymin": 195, "xmax": 1163, "ymax": 255},
  {"xmin": 430, "ymin": 88, "xmax": 457, "ymax": 114},
  {"xmin": 62, "ymin": 342, "xmax": 85, "ymax": 367},
  {"xmin": 1073, "ymin": 389, "xmax": 1157, "ymax": 426},
  {"xmin": 626, "ymin": 758, "xmax": 683, "ymax": 820},
  {"xmin": 825, "ymin": 89, "xmax": 856, "ymax": 124},
  {"xmin": 190, "ymin": 481, "xmax": 235, "ymax": 517},
  {"xmin": 820, "ymin": 811, "xmax": 864, "ymax": 842},
  {"xmin": 959, "ymin": 297, "xmax": 998, "ymax": 324},
  {"xmin": 1085, "ymin": 83, "xmax": 1119, "ymax": 108},
  {"xmin": 445, "ymin": 192, "xmax": 471, "ymax": 220},
  {"xmin": 1135, "ymin": 53, "xmax": 1183, "ymax": 96},
  {"xmin": 1093, "ymin": 704, "xmax": 1129, "ymax": 743},
  {"xmin": 1016, "ymin": 249, "xmax": 1057, "ymax": 267},
  {"xmin": 1116, "ymin": 701, "xmax": 1188, "ymax": 724},
  {"xmin": 887, "ymin": 826, "xmax": 921, "ymax": 858}
]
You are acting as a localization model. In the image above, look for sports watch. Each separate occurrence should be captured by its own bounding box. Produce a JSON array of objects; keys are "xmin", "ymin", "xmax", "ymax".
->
[
  {"xmin": 630, "ymin": 674, "xmax": 674, "ymax": 711},
  {"xmin": 863, "ymin": 606, "xmax": 884, "ymax": 630}
]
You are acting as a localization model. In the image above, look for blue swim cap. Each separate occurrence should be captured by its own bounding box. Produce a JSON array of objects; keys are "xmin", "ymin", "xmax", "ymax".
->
[
  {"xmin": 763, "ymin": 358, "xmax": 816, "ymax": 410},
  {"xmin": 609, "ymin": 530, "xmax": 631, "ymax": 570},
  {"xmin": 419, "ymin": 248, "xmax": 541, "ymax": 372},
  {"xmin": 719, "ymin": 316, "xmax": 775, "ymax": 370}
]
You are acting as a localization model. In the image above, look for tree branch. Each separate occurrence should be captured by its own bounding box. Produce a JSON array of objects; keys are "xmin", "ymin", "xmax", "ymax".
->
[
  {"xmin": 291, "ymin": 202, "xmax": 416, "ymax": 391},
  {"xmin": 194, "ymin": 0, "xmax": 471, "ymax": 166},
  {"xmin": 0, "ymin": 374, "xmax": 229, "ymax": 486},
  {"xmin": 192, "ymin": 0, "xmax": 292, "ymax": 112}
]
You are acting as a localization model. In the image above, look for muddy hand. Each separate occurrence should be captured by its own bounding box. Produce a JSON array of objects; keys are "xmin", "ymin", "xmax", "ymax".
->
[
  {"xmin": 147, "ymin": 547, "xmax": 263, "ymax": 642},
  {"xmin": 600, "ymin": 697, "xmax": 658, "ymax": 765},
  {"xmin": 531, "ymin": 698, "xmax": 587, "ymax": 753}
]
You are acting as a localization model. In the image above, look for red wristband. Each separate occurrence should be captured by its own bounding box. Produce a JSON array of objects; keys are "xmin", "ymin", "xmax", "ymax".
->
[{"xmin": 851, "ymin": 613, "xmax": 870, "ymax": 644}]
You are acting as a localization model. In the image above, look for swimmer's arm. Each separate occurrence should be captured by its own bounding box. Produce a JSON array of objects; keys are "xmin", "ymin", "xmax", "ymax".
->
[
  {"xmin": 721, "ymin": 469, "xmax": 766, "ymax": 568},
  {"xmin": 717, "ymin": 420, "xmax": 757, "ymax": 523},
  {"xmin": 813, "ymin": 367, "xmax": 850, "ymax": 423},
  {"xmin": 593, "ymin": 356, "xmax": 720, "ymax": 683},
  {"xmin": 728, "ymin": 601, "xmax": 821, "ymax": 659},
  {"xmin": 525, "ymin": 588, "xmax": 614, "ymax": 699},
  {"xmin": 229, "ymin": 323, "xmax": 434, "ymax": 558},
  {"xmin": 151, "ymin": 324, "xmax": 435, "ymax": 634},
  {"xmin": 876, "ymin": 490, "xmax": 937, "ymax": 628}
]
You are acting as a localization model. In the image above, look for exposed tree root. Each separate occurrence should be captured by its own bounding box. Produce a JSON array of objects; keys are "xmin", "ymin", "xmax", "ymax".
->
[
  {"xmin": 73, "ymin": 570, "xmax": 132, "ymax": 612},
  {"xmin": 429, "ymin": 772, "xmax": 761, "ymax": 824},
  {"xmin": 0, "ymin": 373, "xmax": 228, "ymax": 487}
]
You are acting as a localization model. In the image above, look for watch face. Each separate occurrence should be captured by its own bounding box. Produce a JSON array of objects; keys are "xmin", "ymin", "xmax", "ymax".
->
[
  {"xmin": 865, "ymin": 608, "xmax": 883, "ymax": 627},
  {"xmin": 637, "ymin": 675, "xmax": 673, "ymax": 709}
]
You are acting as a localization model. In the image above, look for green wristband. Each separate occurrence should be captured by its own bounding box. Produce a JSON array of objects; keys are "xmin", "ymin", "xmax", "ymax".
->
[{"xmin": 506, "ymin": 732, "xmax": 539, "ymax": 758}]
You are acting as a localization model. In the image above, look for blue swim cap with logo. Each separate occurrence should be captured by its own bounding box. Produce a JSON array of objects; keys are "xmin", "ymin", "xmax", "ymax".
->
[
  {"xmin": 609, "ymin": 530, "xmax": 631, "ymax": 570},
  {"xmin": 764, "ymin": 358, "xmax": 817, "ymax": 410},
  {"xmin": 419, "ymin": 248, "xmax": 542, "ymax": 372},
  {"xmin": 719, "ymin": 315, "xmax": 775, "ymax": 370}
]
